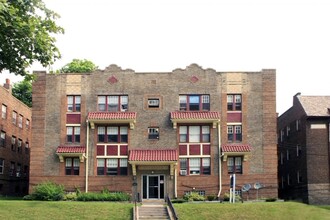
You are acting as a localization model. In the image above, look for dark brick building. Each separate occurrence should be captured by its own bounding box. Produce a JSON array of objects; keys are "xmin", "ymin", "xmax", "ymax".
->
[
  {"xmin": 278, "ymin": 93, "xmax": 330, "ymax": 205},
  {"xmin": 30, "ymin": 64, "xmax": 277, "ymax": 200},
  {"xmin": 0, "ymin": 79, "xmax": 31, "ymax": 196}
]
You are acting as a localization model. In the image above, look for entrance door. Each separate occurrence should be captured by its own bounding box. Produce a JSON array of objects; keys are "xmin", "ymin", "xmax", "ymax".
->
[{"xmin": 142, "ymin": 175, "xmax": 165, "ymax": 199}]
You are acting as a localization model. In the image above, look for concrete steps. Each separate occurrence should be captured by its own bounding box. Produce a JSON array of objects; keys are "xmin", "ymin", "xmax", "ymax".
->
[{"xmin": 137, "ymin": 200, "xmax": 171, "ymax": 220}]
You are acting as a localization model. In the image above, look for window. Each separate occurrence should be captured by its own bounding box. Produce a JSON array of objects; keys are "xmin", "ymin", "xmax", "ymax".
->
[
  {"xmin": 24, "ymin": 165, "xmax": 29, "ymax": 177},
  {"xmin": 297, "ymin": 171, "xmax": 302, "ymax": 183},
  {"xmin": 286, "ymin": 149, "xmax": 290, "ymax": 160},
  {"xmin": 227, "ymin": 125, "xmax": 242, "ymax": 142},
  {"xmin": 26, "ymin": 119, "xmax": 30, "ymax": 129},
  {"xmin": 296, "ymin": 119, "xmax": 301, "ymax": 131},
  {"xmin": 227, "ymin": 156, "xmax": 242, "ymax": 174},
  {"xmin": 286, "ymin": 125, "xmax": 290, "ymax": 136},
  {"xmin": 10, "ymin": 162, "xmax": 15, "ymax": 176},
  {"xmin": 287, "ymin": 174, "xmax": 290, "ymax": 185},
  {"xmin": 179, "ymin": 95, "xmax": 210, "ymax": 111},
  {"xmin": 18, "ymin": 115, "xmax": 23, "ymax": 128},
  {"xmin": 11, "ymin": 136, "xmax": 16, "ymax": 151},
  {"xmin": 12, "ymin": 111, "xmax": 17, "ymax": 125},
  {"xmin": 280, "ymin": 130, "xmax": 284, "ymax": 142},
  {"xmin": 66, "ymin": 127, "xmax": 80, "ymax": 143},
  {"xmin": 98, "ymin": 95, "xmax": 128, "ymax": 112},
  {"xmin": 227, "ymin": 94, "xmax": 241, "ymax": 111},
  {"xmin": 97, "ymin": 126, "xmax": 128, "ymax": 143},
  {"xmin": 0, "ymin": 131, "xmax": 5, "ymax": 147},
  {"xmin": 1, "ymin": 104, "xmax": 7, "ymax": 119},
  {"xmin": 148, "ymin": 127, "xmax": 159, "ymax": 140},
  {"xmin": 67, "ymin": 95, "xmax": 81, "ymax": 112},
  {"xmin": 179, "ymin": 126, "xmax": 210, "ymax": 143},
  {"xmin": 148, "ymin": 98, "xmax": 160, "ymax": 108},
  {"xmin": 16, "ymin": 163, "xmax": 21, "ymax": 177},
  {"xmin": 17, "ymin": 139, "xmax": 22, "ymax": 153},
  {"xmin": 296, "ymin": 145, "xmax": 302, "ymax": 157},
  {"xmin": 65, "ymin": 158, "xmax": 80, "ymax": 175},
  {"xmin": 280, "ymin": 152, "xmax": 283, "ymax": 165},
  {"xmin": 179, "ymin": 158, "xmax": 210, "ymax": 176},
  {"xmin": 97, "ymin": 158, "xmax": 128, "ymax": 176},
  {"xmin": 0, "ymin": 159, "xmax": 4, "ymax": 174},
  {"xmin": 25, "ymin": 142, "xmax": 29, "ymax": 154}
]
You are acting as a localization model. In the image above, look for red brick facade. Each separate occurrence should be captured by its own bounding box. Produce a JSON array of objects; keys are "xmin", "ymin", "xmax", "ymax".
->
[
  {"xmin": 0, "ymin": 79, "xmax": 32, "ymax": 196},
  {"xmin": 30, "ymin": 64, "xmax": 277, "ymax": 200}
]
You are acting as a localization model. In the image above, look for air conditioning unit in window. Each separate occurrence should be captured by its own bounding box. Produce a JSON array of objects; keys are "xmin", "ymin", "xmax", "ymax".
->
[
  {"xmin": 180, "ymin": 170, "xmax": 187, "ymax": 176},
  {"xmin": 148, "ymin": 100, "xmax": 159, "ymax": 106}
]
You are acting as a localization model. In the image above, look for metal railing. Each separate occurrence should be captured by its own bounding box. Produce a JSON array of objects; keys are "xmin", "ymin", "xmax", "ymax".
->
[{"xmin": 165, "ymin": 194, "xmax": 178, "ymax": 220}]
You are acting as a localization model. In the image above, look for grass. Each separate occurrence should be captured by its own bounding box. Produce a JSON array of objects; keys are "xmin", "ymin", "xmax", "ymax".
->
[
  {"xmin": 173, "ymin": 201, "xmax": 330, "ymax": 220},
  {"xmin": 0, "ymin": 198, "xmax": 329, "ymax": 220}
]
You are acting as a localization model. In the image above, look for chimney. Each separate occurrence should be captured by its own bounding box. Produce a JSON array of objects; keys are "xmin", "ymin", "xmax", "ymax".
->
[{"xmin": 3, "ymin": 78, "xmax": 12, "ymax": 94}]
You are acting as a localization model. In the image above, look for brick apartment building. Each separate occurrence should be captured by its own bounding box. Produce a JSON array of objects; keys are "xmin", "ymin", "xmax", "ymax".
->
[
  {"xmin": 278, "ymin": 93, "xmax": 330, "ymax": 205},
  {"xmin": 0, "ymin": 79, "xmax": 31, "ymax": 196},
  {"xmin": 30, "ymin": 64, "xmax": 277, "ymax": 200}
]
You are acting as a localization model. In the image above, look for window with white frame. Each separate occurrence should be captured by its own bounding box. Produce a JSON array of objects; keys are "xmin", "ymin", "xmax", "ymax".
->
[
  {"xmin": 25, "ymin": 142, "xmax": 29, "ymax": 154},
  {"xmin": 97, "ymin": 158, "xmax": 128, "ymax": 176},
  {"xmin": 227, "ymin": 125, "xmax": 242, "ymax": 142},
  {"xmin": 12, "ymin": 111, "xmax": 17, "ymax": 125},
  {"xmin": 296, "ymin": 119, "xmax": 301, "ymax": 131},
  {"xmin": 179, "ymin": 125, "xmax": 210, "ymax": 143},
  {"xmin": 286, "ymin": 125, "xmax": 290, "ymax": 136},
  {"xmin": 296, "ymin": 145, "xmax": 302, "ymax": 157},
  {"xmin": 97, "ymin": 126, "xmax": 128, "ymax": 143},
  {"xmin": 67, "ymin": 95, "xmax": 81, "ymax": 112},
  {"xmin": 179, "ymin": 95, "xmax": 210, "ymax": 111},
  {"xmin": 227, "ymin": 94, "xmax": 242, "ymax": 111},
  {"xmin": 0, "ymin": 158, "xmax": 4, "ymax": 174},
  {"xmin": 17, "ymin": 139, "xmax": 22, "ymax": 153},
  {"xmin": 26, "ymin": 119, "xmax": 30, "ymax": 130},
  {"xmin": 65, "ymin": 158, "xmax": 80, "ymax": 175},
  {"xmin": 98, "ymin": 95, "xmax": 128, "ymax": 112},
  {"xmin": 16, "ymin": 163, "xmax": 21, "ymax": 177},
  {"xmin": 66, "ymin": 126, "xmax": 80, "ymax": 143},
  {"xmin": 148, "ymin": 98, "xmax": 160, "ymax": 109},
  {"xmin": 179, "ymin": 158, "xmax": 211, "ymax": 176},
  {"xmin": 11, "ymin": 136, "xmax": 16, "ymax": 151},
  {"xmin": 10, "ymin": 162, "xmax": 15, "ymax": 176},
  {"xmin": 227, "ymin": 156, "xmax": 242, "ymax": 174},
  {"xmin": 148, "ymin": 127, "xmax": 159, "ymax": 140},
  {"xmin": 2, "ymin": 104, "xmax": 7, "ymax": 119},
  {"xmin": 297, "ymin": 171, "xmax": 302, "ymax": 183},
  {"xmin": 18, "ymin": 115, "xmax": 23, "ymax": 128},
  {"xmin": 0, "ymin": 131, "xmax": 5, "ymax": 147}
]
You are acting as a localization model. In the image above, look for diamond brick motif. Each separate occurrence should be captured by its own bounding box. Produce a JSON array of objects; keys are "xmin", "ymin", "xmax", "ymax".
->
[
  {"xmin": 107, "ymin": 75, "xmax": 118, "ymax": 84},
  {"xmin": 190, "ymin": 75, "xmax": 199, "ymax": 83}
]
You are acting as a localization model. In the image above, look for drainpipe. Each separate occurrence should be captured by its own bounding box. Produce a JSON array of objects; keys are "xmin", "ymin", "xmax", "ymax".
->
[
  {"xmin": 175, "ymin": 164, "xmax": 178, "ymax": 198},
  {"xmin": 85, "ymin": 120, "xmax": 89, "ymax": 192},
  {"xmin": 217, "ymin": 122, "xmax": 222, "ymax": 198}
]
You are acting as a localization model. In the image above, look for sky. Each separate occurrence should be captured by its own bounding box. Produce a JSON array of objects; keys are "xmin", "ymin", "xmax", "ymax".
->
[{"xmin": 1, "ymin": 0, "xmax": 330, "ymax": 115}]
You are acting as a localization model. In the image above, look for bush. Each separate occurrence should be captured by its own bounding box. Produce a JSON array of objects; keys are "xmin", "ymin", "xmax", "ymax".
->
[
  {"xmin": 265, "ymin": 198, "xmax": 277, "ymax": 202},
  {"xmin": 28, "ymin": 181, "xmax": 65, "ymax": 201},
  {"xmin": 207, "ymin": 195, "xmax": 216, "ymax": 201},
  {"xmin": 223, "ymin": 193, "xmax": 241, "ymax": 202},
  {"xmin": 64, "ymin": 192, "xmax": 78, "ymax": 201},
  {"xmin": 171, "ymin": 199, "xmax": 186, "ymax": 203},
  {"xmin": 76, "ymin": 192, "xmax": 130, "ymax": 202},
  {"xmin": 183, "ymin": 192, "xmax": 205, "ymax": 202}
]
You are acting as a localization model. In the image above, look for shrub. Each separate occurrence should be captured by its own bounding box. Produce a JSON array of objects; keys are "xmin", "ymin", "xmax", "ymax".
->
[
  {"xmin": 223, "ymin": 193, "xmax": 241, "ymax": 202},
  {"xmin": 64, "ymin": 192, "xmax": 77, "ymax": 201},
  {"xmin": 29, "ymin": 181, "xmax": 65, "ymax": 201},
  {"xmin": 76, "ymin": 192, "xmax": 130, "ymax": 202},
  {"xmin": 183, "ymin": 192, "xmax": 205, "ymax": 202},
  {"xmin": 207, "ymin": 195, "xmax": 216, "ymax": 201},
  {"xmin": 265, "ymin": 198, "xmax": 277, "ymax": 202},
  {"xmin": 171, "ymin": 199, "xmax": 186, "ymax": 203}
]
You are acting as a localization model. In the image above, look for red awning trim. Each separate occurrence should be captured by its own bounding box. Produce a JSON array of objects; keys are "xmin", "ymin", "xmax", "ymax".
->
[
  {"xmin": 129, "ymin": 149, "xmax": 178, "ymax": 162},
  {"xmin": 56, "ymin": 146, "xmax": 86, "ymax": 162},
  {"xmin": 87, "ymin": 112, "xmax": 137, "ymax": 120},
  {"xmin": 170, "ymin": 111, "xmax": 221, "ymax": 119},
  {"xmin": 221, "ymin": 144, "xmax": 252, "ymax": 152}
]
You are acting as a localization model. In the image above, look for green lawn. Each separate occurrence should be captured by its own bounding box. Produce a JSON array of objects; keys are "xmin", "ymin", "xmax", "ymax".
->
[
  {"xmin": 174, "ymin": 202, "xmax": 330, "ymax": 220},
  {"xmin": 0, "ymin": 199, "xmax": 329, "ymax": 220}
]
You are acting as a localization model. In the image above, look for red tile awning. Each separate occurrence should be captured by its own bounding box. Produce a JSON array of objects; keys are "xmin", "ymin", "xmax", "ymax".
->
[
  {"xmin": 170, "ymin": 111, "xmax": 221, "ymax": 129},
  {"xmin": 221, "ymin": 144, "xmax": 252, "ymax": 162},
  {"xmin": 87, "ymin": 112, "xmax": 137, "ymax": 129},
  {"xmin": 129, "ymin": 149, "xmax": 178, "ymax": 162},
  {"xmin": 56, "ymin": 146, "xmax": 86, "ymax": 162},
  {"xmin": 221, "ymin": 144, "xmax": 252, "ymax": 152}
]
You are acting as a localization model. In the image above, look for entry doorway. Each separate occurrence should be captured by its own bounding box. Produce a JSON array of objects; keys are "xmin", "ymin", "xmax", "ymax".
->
[{"xmin": 142, "ymin": 175, "xmax": 165, "ymax": 199}]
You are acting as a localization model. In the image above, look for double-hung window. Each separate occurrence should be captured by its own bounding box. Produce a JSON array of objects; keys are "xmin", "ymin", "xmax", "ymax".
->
[
  {"xmin": 148, "ymin": 127, "xmax": 159, "ymax": 140},
  {"xmin": 97, "ymin": 158, "xmax": 128, "ymax": 176},
  {"xmin": 1, "ymin": 104, "xmax": 7, "ymax": 119},
  {"xmin": 67, "ymin": 95, "xmax": 81, "ymax": 112},
  {"xmin": 180, "ymin": 158, "xmax": 211, "ymax": 176},
  {"xmin": 0, "ymin": 158, "xmax": 4, "ymax": 174},
  {"xmin": 227, "ymin": 156, "xmax": 242, "ymax": 174},
  {"xmin": 11, "ymin": 136, "xmax": 16, "ymax": 151},
  {"xmin": 12, "ymin": 111, "xmax": 17, "ymax": 125},
  {"xmin": 179, "ymin": 95, "xmax": 210, "ymax": 111},
  {"xmin": 0, "ymin": 131, "xmax": 5, "ymax": 147},
  {"xmin": 26, "ymin": 119, "xmax": 30, "ymax": 130},
  {"xmin": 98, "ymin": 95, "xmax": 128, "ymax": 112},
  {"xmin": 66, "ymin": 126, "xmax": 80, "ymax": 143},
  {"xmin": 65, "ymin": 158, "xmax": 80, "ymax": 175},
  {"xmin": 18, "ymin": 115, "xmax": 23, "ymax": 128},
  {"xmin": 227, "ymin": 94, "xmax": 242, "ymax": 111},
  {"xmin": 227, "ymin": 125, "xmax": 242, "ymax": 142},
  {"xmin": 98, "ymin": 126, "xmax": 128, "ymax": 143},
  {"xmin": 179, "ymin": 126, "xmax": 210, "ymax": 143}
]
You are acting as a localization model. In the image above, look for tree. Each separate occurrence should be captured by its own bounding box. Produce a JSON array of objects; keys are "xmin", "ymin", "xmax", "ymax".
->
[
  {"xmin": 61, "ymin": 59, "xmax": 97, "ymax": 73},
  {"xmin": 12, "ymin": 76, "xmax": 33, "ymax": 107},
  {"xmin": 0, "ymin": 0, "xmax": 64, "ymax": 76}
]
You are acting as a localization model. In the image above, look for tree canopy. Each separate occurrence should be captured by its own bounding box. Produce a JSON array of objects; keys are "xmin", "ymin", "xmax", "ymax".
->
[
  {"xmin": 61, "ymin": 59, "xmax": 97, "ymax": 73},
  {"xmin": 12, "ymin": 76, "xmax": 34, "ymax": 107},
  {"xmin": 0, "ymin": 0, "xmax": 64, "ymax": 76}
]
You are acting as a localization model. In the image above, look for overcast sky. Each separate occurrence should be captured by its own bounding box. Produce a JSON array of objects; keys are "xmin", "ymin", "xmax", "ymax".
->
[{"xmin": 1, "ymin": 0, "xmax": 330, "ymax": 115}]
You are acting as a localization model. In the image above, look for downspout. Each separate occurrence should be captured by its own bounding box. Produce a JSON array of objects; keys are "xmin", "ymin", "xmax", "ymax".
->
[
  {"xmin": 85, "ymin": 120, "xmax": 89, "ymax": 192},
  {"xmin": 217, "ymin": 121, "xmax": 222, "ymax": 198},
  {"xmin": 175, "ymin": 164, "xmax": 178, "ymax": 198}
]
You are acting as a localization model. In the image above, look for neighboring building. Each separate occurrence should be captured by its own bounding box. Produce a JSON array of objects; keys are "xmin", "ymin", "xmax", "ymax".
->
[
  {"xmin": 30, "ymin": 64, "xmax": 277, "ymax": 200},
  {"xmin": 0, "ymin": 79, "xmax": 31, "ymax": 196},
  {"xmin": 278, "ymin": 93, "xmax": 330, "ymax": 205}
]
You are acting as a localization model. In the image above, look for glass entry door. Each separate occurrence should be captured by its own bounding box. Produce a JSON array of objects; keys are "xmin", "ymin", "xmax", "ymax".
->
[{"xmin": 142, "ymin": 175, "xmax": 165, "ymax": 199}]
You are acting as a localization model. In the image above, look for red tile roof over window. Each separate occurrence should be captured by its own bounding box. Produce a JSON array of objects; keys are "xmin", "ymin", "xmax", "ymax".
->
[
  {"xmin": 170, "ymin": 111, "xmax": 221, "ymax": 119},
  {"xmin": 222, "ymin": 144, "xmax": 252, "ymax": 152},
  {"xmin": 87, "ymin": 112, "xmax": 137, "ymax": 120},
  {"xmin": 129, "ymin": 149, "xmax": 178, "ymax": 161},
  {"xmin": 56, "ymin": 146, "xmax": 86, "ymax": 153}
]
